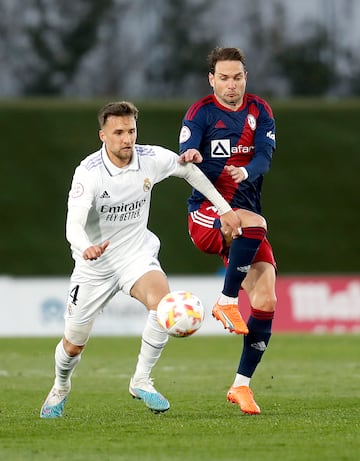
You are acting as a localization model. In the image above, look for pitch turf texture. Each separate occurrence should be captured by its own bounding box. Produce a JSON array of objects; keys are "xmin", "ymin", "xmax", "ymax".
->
[
  {"xmin": 1, "ymin": 98, "xmax": 360, "ymax": 276},
  {"xmin": 0, "ymin": 335, "xmax": 359, "ymax": 461}
]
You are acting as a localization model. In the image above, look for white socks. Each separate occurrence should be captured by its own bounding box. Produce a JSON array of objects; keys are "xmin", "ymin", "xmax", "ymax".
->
[
  {"xmin": 218, "ymin": 294, "xmax": 238, "ymax": 305},
  {"xmin": 133, "ymin": 310, "xmax": 169, "ymax": 381},
  {"xmin": 54, "ymin": 340, "xmax": 81, "ymax": 390},
  {"xmin": 233, "ymin": 373, "xmax": 251, "ymax": 388}
]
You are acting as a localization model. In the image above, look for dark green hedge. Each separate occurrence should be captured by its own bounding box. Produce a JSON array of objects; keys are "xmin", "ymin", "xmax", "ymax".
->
[{"xmin": 2, "ymin": 99, "xmax": 359, "ymax": 275}]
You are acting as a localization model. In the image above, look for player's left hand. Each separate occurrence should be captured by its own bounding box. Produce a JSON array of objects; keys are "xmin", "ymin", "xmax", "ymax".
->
[
  {"xmin": 178, "ymin": 149, "xmax": 203, "ymax": 164},
  {"xmin": 220, "ymin": 210, "xmax": 241, "ymax": 240}
]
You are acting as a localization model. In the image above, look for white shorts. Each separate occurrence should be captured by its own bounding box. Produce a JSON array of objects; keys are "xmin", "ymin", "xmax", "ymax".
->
[{"xmin": 64, "ymin": 244, "xmax": 164, "ymax": 345}]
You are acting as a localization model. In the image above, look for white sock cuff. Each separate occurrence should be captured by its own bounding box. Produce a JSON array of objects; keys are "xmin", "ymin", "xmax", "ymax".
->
[
  {"xmin": 55, "ymin": 340, "xmax": 81, "ymax": 370},
  {"xmin": 142, "ymin": 310, "xmax": 168, "ymax": 348},
  {"xmin": 149, "ymin": 310, "xmax": 158, "ymax": 321},
  {"xmin": 219, "ymin": 294, "xmax": 238, "ymax": 305},
  {"xmin": 233, "ymin": 373, "xmax": 251, "ymax": 388}
]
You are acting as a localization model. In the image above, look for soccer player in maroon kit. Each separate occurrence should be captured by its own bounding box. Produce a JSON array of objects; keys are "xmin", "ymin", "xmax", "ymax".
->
[{"xmin": 179, "ymin": 47, "xmax": 277, "ymax": 414}]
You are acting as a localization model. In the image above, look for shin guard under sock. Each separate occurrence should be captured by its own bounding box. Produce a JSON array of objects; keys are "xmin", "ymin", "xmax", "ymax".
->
[
  {"xmin": 223, "ymin": 227, "xmax": 266, "ymax": 297},
  {"xmin": 238, "ymin": 308, "xmax": 274, "ymax": 377},
  {"xmin": 54, "ymin": 340, "xmax": 81, "ymax": 390},
  {"xmin": 133, "ymin": 310, "xmax": 169, "ymax": 379}
]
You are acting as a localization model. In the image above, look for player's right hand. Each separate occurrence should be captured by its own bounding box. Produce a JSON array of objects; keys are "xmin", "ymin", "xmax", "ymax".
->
[{"xmin": 83, "ymin": 240, "xmax": 110, "ymax": 260}]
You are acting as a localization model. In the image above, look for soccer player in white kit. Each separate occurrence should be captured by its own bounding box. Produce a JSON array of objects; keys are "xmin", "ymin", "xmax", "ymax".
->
[{"xmin": 40, "ymin": 101, "xmax": 240, "ymax": 417}]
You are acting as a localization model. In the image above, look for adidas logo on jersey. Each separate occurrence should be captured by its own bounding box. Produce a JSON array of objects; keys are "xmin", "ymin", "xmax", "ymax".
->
[
  {"xmin": 100, "ymin": 190, "xmax": 110, "ymax": 198},
  {"xmin": 215, "ymin": 120, "xmax": 227, "ymax": 129}
]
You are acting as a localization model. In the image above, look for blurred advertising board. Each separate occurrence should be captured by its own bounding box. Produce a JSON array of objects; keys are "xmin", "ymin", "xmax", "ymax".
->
[
  {"xmin": 271, "ymin": 275, "xmax": 360, "ymax": 333},
  {"xmin": 1, "ymin": 275, "xmax": 359, "ymax": 336}
]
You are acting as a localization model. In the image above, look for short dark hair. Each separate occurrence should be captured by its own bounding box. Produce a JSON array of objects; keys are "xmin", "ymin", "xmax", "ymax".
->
[
  {"xmin": 208, "ymin": 47, "xmax": 246, "ymax": 74},
  {"xmin": 98, "ymin": 101, "xmax": 139, "ymax": 128}
]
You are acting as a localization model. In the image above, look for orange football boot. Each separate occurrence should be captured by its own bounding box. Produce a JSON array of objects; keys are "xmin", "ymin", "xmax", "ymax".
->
[
  {"xmin": 212, "ymin": 302, "xmax": 249, "ymax": 334},
  {"xmin": 227, "ymin": 386, "xmax": 261, "ymax": 415}
]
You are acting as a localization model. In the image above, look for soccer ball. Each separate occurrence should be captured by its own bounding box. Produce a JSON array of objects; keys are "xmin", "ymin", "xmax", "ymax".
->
[{"xmin": 157, "ymin": 290, "xmax": 205, "ymax": 337}]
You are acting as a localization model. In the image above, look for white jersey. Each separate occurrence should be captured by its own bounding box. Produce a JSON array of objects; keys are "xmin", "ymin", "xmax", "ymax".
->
[{"xmin": 67, "ymin": 143, "xmax": 178, "ymax": 274}]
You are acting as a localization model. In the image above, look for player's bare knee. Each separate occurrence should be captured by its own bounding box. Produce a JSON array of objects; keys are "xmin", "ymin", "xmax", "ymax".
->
[
  {"xmin": 261, "ymin": 291, "xmax": 277, "ymax": 311},
  {"xmin": 63, "ymin": 338, "xmax": 85, "ymax": 356},
  {"xmin": 236, "ymin": 210, "xmax": 267, "ymax": 230},
  {"xmin": 251, "ymin": 214, "xmax": 267, "ymax": 230},
  {"xmin": 64, "ymin": 321, "xmax": 93, "ymax": 354},
  {"xmin": 250, "ymin": 291, "xmax": 277, "ymax": 312},
  {"xmin": 265, "ymin": 293, "xmax": 277, "ymax": 311}
]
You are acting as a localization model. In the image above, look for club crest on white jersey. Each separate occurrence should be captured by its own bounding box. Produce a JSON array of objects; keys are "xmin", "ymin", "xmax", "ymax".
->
[{"xmin": 143, "ymin": 178, "xmax": 151, "ymax": 192}]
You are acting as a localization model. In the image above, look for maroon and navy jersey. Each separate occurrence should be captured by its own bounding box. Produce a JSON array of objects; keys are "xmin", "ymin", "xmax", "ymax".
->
[{"xmin": 179, "ymin": 93, "xmax": 276, "ymax": 214}]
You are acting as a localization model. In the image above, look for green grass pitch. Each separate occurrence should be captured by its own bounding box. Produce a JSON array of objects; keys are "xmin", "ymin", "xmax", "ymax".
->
[{"xmin": 0, "ymin": 334, "xmax": 359, "ymax": 461}]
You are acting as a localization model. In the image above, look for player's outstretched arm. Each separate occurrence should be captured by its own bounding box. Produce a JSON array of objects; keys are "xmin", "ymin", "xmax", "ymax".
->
[{"xmin": 173, "ymin": 162, "xmax": 241, "ymax": 236}]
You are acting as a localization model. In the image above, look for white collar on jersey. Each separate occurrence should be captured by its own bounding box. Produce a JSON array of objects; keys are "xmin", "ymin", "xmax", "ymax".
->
[{"xmin": 101, "ymin": 143, "xmax": 139, "ymax": 176}]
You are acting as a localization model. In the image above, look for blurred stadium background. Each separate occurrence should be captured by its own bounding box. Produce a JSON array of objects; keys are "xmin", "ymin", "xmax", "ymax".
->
[{"xmin": 1, "ymin": 0, "xmax": 359, "ymax": 335}]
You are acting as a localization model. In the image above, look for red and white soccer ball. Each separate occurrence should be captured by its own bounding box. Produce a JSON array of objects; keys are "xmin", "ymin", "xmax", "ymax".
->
[{"xmin": 157, "ymin": 290, "xmax": 205, "ymax": 337}]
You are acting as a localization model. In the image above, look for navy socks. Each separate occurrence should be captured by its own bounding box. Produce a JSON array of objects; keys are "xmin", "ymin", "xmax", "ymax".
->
[
  {"xmin": 222, "ymin": 227, "xmax": 266, "ymax": 297},
  {"xmin": 238, "ymin": 308, "xmax": 274, "ymax": 377}
]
